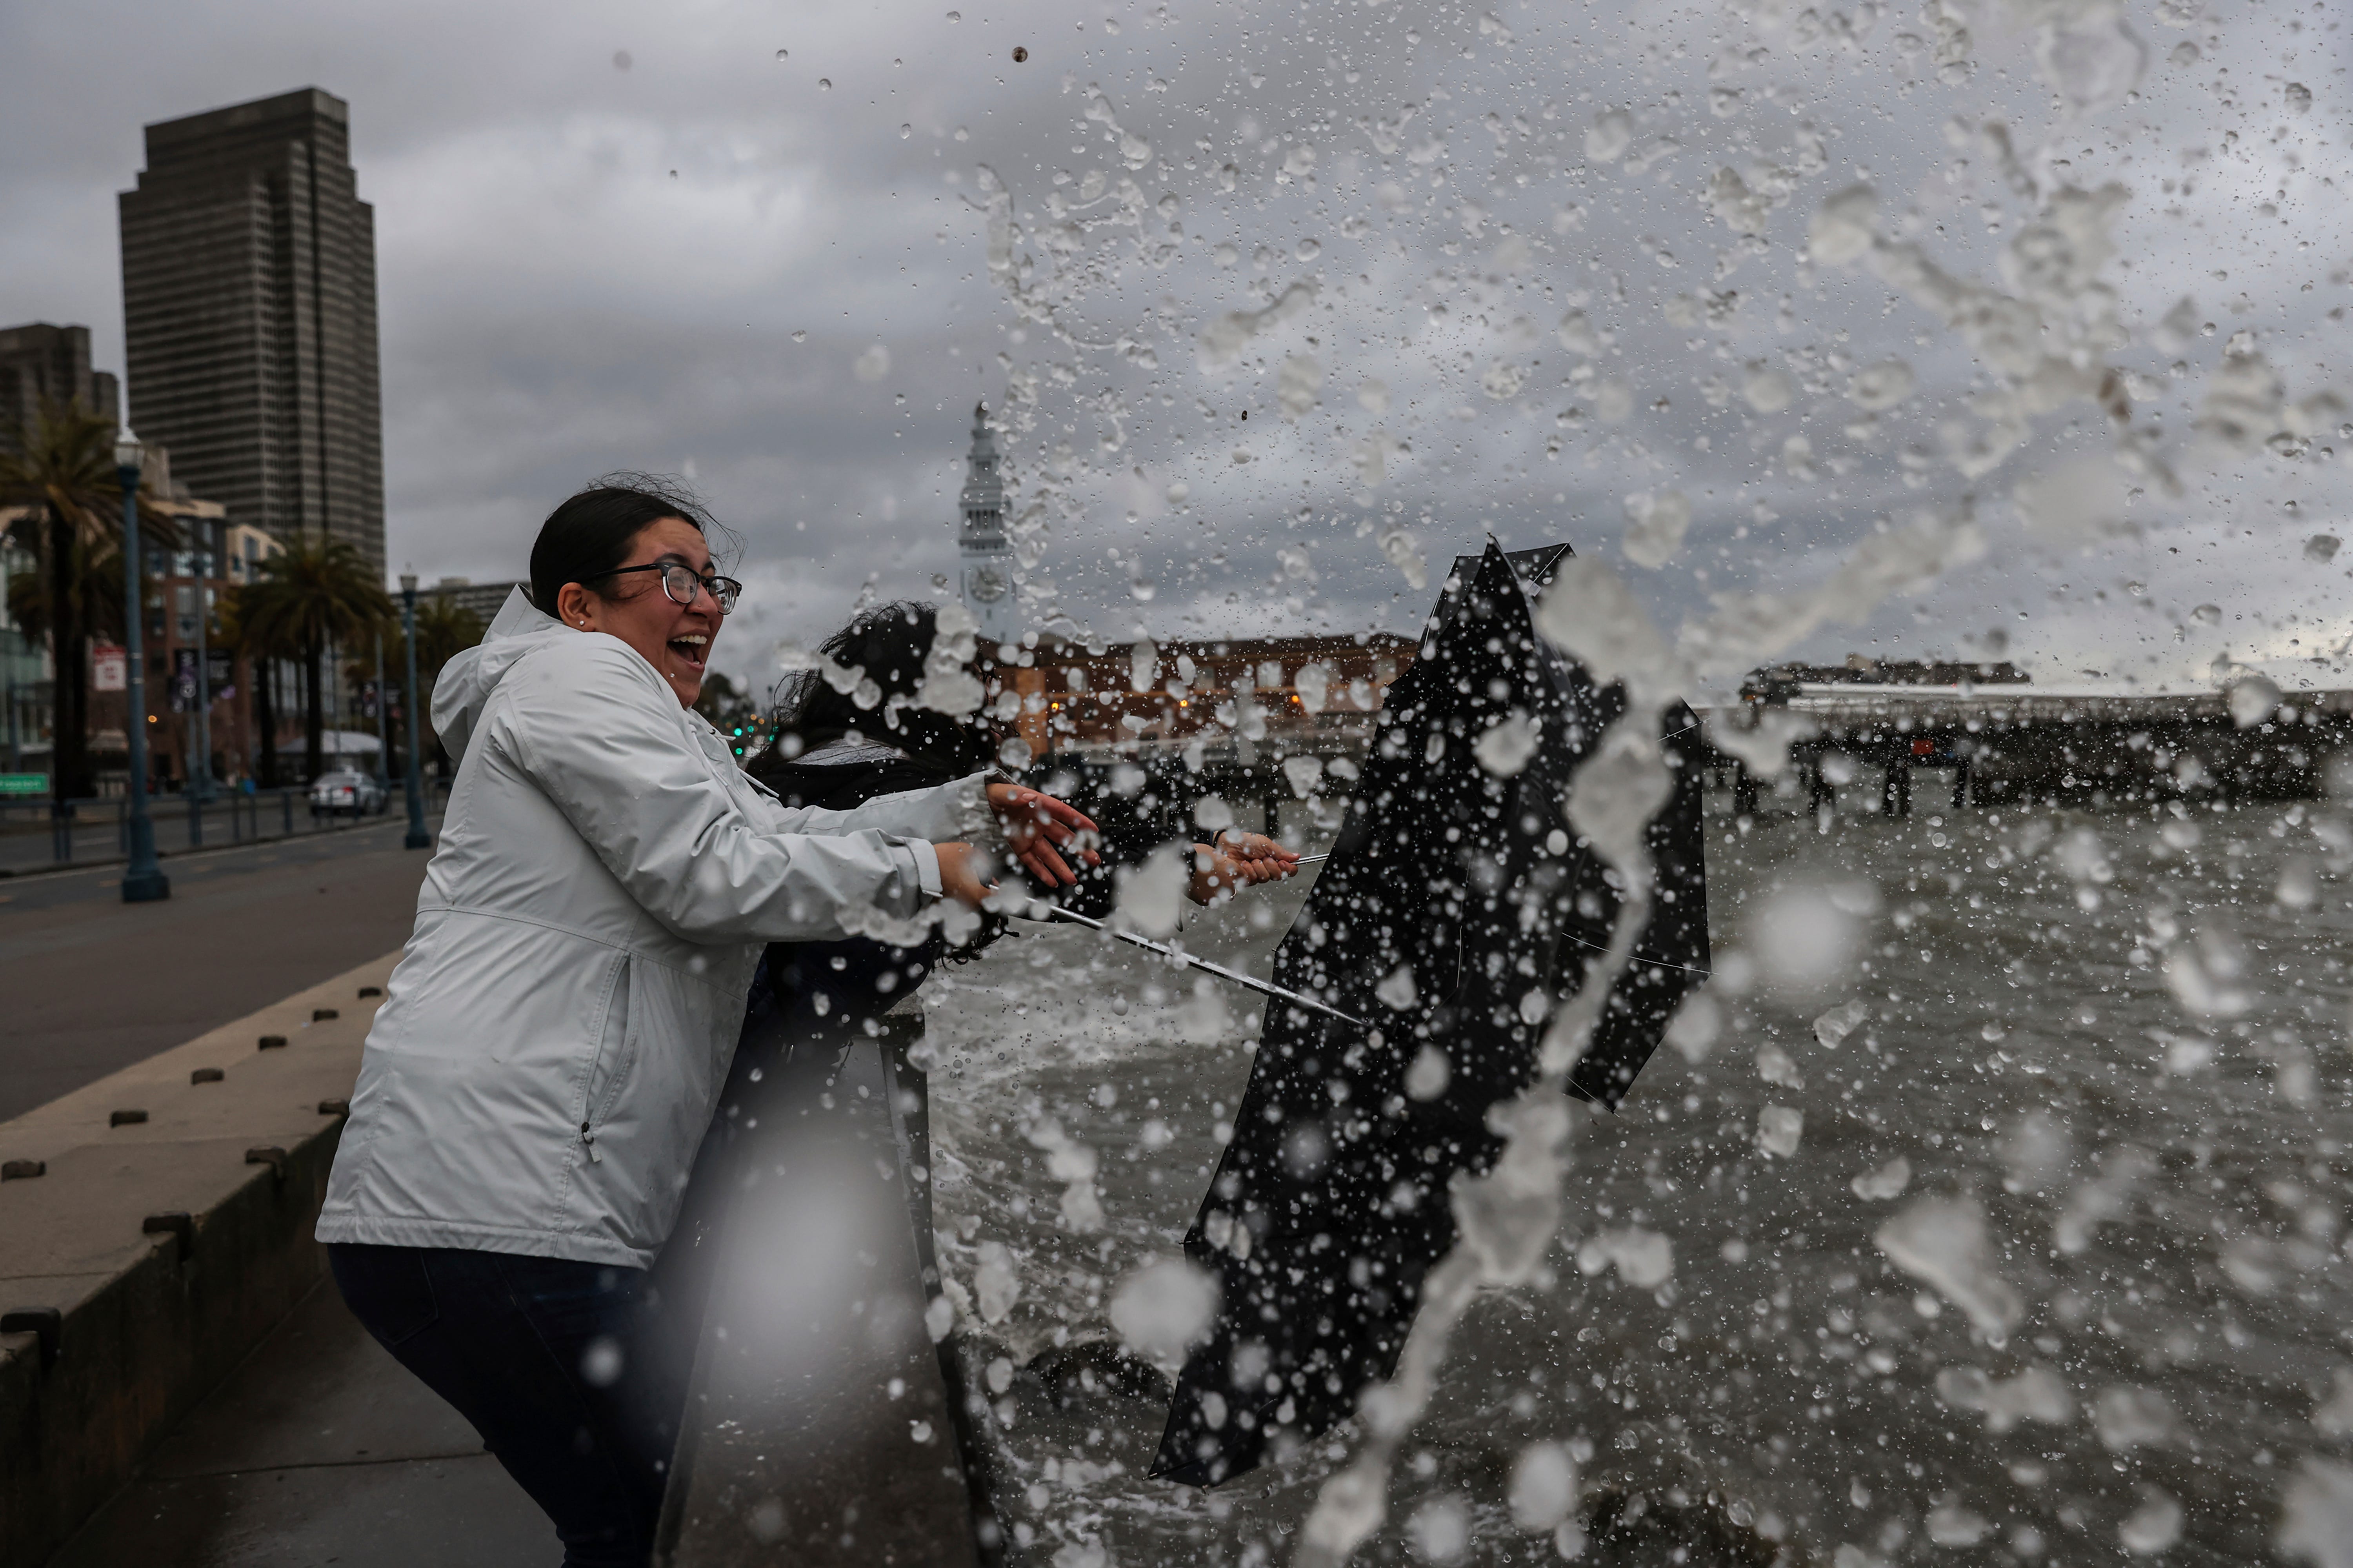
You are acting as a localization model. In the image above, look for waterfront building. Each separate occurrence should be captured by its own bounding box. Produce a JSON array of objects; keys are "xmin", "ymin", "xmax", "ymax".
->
[
  {"xmin": 420, "ymin": 578, "xmax": 526, "ymax": 627},
  {"xmin": 1006, "ymin": 632, "xmax": 1415, "ymax": 761},
  {"xmin": 955, "ymin": 403, "xmax": 1018, "ymax": 649},
  {"xmin": 0, "ymin": 535, "xmax": 45, "ymax": 778},
  {"xmin": 0, "ymin": 323, "xmax": 118, "ymax": 456},
  {"xmin": 118, "ymin": 87, "xmax": 385, "ymax": 570}
]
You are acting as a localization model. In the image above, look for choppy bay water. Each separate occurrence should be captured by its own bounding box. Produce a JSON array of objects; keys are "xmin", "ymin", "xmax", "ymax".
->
[{"xmin": 916, "ymin": 788, "xmax": 2353, "ymax": 1567}]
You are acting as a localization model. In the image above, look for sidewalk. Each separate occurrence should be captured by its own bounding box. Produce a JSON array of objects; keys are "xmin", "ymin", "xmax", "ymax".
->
[
  {"xmin": 0, "ymin": 847, "xmax": 563, "ymax": 1566},
  {"xmin": 0, "ymin": 954, "xmax": 558, "ymax": 1567},
  {"xmin": 49, "ymin": 1279, "xmax": 554, "ymax": 1568}
]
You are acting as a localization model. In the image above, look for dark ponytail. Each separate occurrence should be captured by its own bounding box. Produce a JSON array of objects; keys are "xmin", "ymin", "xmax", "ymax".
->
[
  {"xmin": 528, "ymin": 472, "xmax": 722, "ymax": 614},
  {"xmin": 752, "ymin": 600, "xmax": 997, "ymax": 781}
]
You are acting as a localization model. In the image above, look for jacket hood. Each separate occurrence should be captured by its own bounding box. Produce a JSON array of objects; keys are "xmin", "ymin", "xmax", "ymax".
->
[{"xmin": 433, "ymin": 588, "xmax": 572, "ymax": 766}]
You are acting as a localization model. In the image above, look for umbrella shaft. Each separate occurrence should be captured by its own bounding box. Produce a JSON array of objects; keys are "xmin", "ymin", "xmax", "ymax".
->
[{"xmin": 1030, "ymin": 903, "xmax": 1364, "ymax": 1027}]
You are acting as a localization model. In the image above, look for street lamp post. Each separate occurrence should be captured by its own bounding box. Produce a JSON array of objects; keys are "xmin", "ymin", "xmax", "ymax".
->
[
  {"xmin": 190, "ymin": 534, "xmax": 215, "ymax": 802},
  {"xmin": 398, "ymin": 574, "xmax": 430, "ymax": 850},
  {"xmin": 115, "ymin": 429, "xmax": 169, "ymax": 903}
]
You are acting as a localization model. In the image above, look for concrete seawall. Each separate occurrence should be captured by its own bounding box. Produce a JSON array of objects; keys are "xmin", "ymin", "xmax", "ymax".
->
[{"xmin": 0, "ymin": 954, "xmax": 394, "ymax": 1568}]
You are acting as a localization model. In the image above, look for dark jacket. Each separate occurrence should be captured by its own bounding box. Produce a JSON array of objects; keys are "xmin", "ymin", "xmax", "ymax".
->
[{"xmin": 755, "ymin": 751, "xmax": 1004, "ymax": 1014}]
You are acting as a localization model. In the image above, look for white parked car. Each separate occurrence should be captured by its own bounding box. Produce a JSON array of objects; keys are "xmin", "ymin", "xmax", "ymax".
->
[{"xmin": 309, "ymin": 769, "xmax": 390, "ymax": 818}]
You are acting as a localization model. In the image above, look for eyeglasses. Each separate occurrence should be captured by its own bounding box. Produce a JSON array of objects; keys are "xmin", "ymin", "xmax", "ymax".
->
[{"xmin": 602, "ymin": 561, "xmax": 742, "ymax": 615}]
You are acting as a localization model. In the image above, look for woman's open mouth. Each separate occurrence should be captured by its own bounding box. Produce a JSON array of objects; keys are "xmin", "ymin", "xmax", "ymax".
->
[{"xmin": 668, "ymin": 633, "xmax": 710, "ymax": 671}]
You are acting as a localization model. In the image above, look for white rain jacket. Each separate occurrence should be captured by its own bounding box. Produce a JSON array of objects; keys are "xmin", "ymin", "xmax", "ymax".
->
[{"xmin": 317, "ymin": 590, "xmax": 993, "ymax": 1268}]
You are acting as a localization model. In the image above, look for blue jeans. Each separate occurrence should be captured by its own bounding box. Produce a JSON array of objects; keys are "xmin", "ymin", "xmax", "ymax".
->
[{"xmin": 327, "ymin": 1243, "xmax": 686, "ymax": 1568}]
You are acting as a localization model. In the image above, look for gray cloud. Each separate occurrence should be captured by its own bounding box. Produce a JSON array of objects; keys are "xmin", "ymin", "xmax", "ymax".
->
[{"xmin": 1, "ymin": 0, "xmax": 2343, "ymax": 700}]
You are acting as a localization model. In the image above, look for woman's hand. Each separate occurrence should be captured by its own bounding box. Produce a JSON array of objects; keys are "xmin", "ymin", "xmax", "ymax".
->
[
  {"xmin": 986, "ymin": 782, "xmax": 1102, "ymax": 889},
  {"xmin": 1187, "ymin": 832, "xmax": 1300, "ymax": 906},
  {"xmin": 935, "ymin": 843, "xmax": 993, "ymax": 907}
]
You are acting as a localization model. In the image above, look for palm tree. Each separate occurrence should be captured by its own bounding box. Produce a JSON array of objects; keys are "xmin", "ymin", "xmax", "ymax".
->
[
  {"xmin": 410, "ymin": 592, "xmax": 486, "ymax": 687},
  {"xmin": 386, "ymin": 592, "xmax": 485, "ymax": 771},
  {"xmin": 215, "ymin": 583, "xmax": 289, "ymax": 787},
  {"xmin": 5, "ymin": 541, "xmax": 125, "ymax": 650},
  {"xmin": 339, "ymin": 620, "xmax": 399, "ymax": 774},
  {"xmin": 0, "ymin": 398, "xmax": 175, "ymax": 800},
  {"xmin": 234, "ymin": 536, "xmax": 391, "ymax": 782}
]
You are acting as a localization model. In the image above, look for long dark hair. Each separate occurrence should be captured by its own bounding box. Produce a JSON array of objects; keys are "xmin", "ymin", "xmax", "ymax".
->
[
  {"xmin": 527, "ymin": 472, "xmax": 730, "ymax": 614},
  {"xmin": 749, "ymin": 600, "xmax": 996, "ymax": 784}
]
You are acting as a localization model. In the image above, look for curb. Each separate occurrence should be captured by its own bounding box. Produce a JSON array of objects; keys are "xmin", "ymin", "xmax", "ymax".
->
[{"xmin": 0, "ymin": 952, "xmax": 397, "ymax": 1568}]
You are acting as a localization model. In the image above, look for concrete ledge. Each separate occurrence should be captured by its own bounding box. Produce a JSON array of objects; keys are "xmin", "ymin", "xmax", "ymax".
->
[{"xmin": 0, "ymin": 952, "xmax": 396, "ymax": 1568}]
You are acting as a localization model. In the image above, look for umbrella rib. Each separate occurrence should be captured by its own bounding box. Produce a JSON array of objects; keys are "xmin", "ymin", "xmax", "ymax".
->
[
  {"xmin": 1017, "ymin": 901, "xmax": 1368, "ymax": 1027},
  {"xmin": 1559, "ymin": 928, "xmax": 1713, "ymax": 977}
]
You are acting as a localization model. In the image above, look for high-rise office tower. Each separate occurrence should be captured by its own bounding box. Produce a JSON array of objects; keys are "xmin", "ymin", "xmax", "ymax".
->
[
  {"xmin": 118, "ymin": 87, "xmax": 384, "ymax": 568},
  {"xmin": 0, "ymin": 323, "xmax": 118, "ymax": 456},
  {"xmin": 956, "ymin": 403, "xmax": 1017, "ymax": 647}
]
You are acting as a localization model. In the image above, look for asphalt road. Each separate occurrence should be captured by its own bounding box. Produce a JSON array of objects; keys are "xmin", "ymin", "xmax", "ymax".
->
[{"xmin": 0, "ymin": 818, "xmax": 434, "ymax": 1123}]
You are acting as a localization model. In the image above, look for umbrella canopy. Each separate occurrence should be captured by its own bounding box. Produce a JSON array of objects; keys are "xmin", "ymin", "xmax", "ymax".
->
[{"xmin": 1150, "ymin": 539, "xmax": 1711, "ymax": 1486}]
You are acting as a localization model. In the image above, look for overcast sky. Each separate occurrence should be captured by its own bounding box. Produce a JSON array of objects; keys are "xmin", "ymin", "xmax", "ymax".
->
[{"xmin": 2, "ymin": 0, "xmax": 2343, "ymax": 700}]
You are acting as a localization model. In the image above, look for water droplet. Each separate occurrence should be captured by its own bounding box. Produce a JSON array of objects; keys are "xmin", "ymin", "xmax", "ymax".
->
[
  {"xmin": 946, "ymin": 8, "xmax": 960, "ymax": 18},
  {"xmin": 1012, "ymin": 45, "xmax": 1029, "ymax": 62},
  {"xmin": 612, "ymin": 49, "xmax": 633, "ymax": 71},
  {"xmin": 953, "ymin": 125, "xmax": 969, "ymax": 142},
  {"xmin": 773, "ymin": 47, "xmax": 787, "ymax": 61},
  {"xmin": 791, "ymin": 330, "xmax": 806, "ymax": 343},
  {"xmin": 900, "ymin": 123, "xmax": 912, "ymax": 138},
  {"xmin": 1586, "ymin": 108, "xmax": 1633, "ymax": 163},
  {"xmin": 817, "ymin": 77, "xmax": 832, "ymax": 90}
]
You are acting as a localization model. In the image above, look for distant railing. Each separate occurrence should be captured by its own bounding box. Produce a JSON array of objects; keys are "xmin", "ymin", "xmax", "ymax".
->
[
  {"xmin": 1047, "ymin": 707, "xmax": 1380, "ymax": 764},
  {"xmin": 0, "ymin": 779, "xmax": 445, "ymax": 875}
]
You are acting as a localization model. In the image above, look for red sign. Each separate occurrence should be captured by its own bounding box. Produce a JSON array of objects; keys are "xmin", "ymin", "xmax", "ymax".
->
[{"xmin": 92, "ymin": 645, "xmax": 127, "ymax": 693}]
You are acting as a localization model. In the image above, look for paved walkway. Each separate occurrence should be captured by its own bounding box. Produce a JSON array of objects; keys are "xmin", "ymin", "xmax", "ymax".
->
[
  {"xmin": 0, "ymin": 818, "xmax": 559, "ymax": 1564},
  {"xmin": 47, "ymin": 1279, "xmax": 556, "ymax": 1568}
]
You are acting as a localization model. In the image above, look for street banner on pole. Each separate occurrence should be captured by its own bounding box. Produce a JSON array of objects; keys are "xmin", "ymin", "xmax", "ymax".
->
[
  {"xmin": 93, "ymin": 645, "xmax": 127, "ymax": 693},
  {"xmin": 169, "ymin": 649, "xmax": 198, "ymax": 712}
]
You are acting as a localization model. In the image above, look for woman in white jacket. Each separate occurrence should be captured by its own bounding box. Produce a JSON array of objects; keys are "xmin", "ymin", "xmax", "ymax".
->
[{"xmin": 315, "ymin": 477, "xmax": 1092, "ymax": 1568}]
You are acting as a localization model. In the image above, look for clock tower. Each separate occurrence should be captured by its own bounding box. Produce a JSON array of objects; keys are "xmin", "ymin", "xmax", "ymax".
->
[{"xmin": 956, "ymin": 402, "xmax": 1018, "ymax": 647}]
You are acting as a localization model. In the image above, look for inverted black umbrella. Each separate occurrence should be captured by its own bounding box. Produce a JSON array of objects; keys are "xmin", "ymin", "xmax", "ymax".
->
[{"xmin": 1149, "ymin": 539, "xmax": 1711, "ymax": 1486}]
